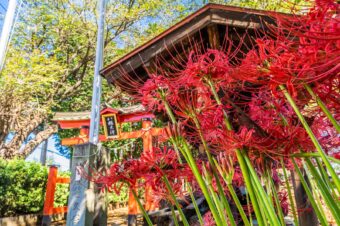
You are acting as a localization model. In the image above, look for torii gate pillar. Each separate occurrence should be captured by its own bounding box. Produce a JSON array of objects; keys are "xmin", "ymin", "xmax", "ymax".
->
[{"xmin": 127, "ymin": 118, "xmax": 159, "ymax": 226}]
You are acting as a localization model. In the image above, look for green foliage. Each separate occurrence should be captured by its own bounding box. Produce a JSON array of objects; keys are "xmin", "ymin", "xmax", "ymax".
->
[
  {"xmin": 54, "ymin": 171, "xmax": 71, "ymax": 208},
  {"xmin": 0, "ymin": 0, "xmax": 193, "ymax": 157},
  {"xmin": 0, "ymin": 158, "xmax": 47, "ymax": 217},
  {"xmin": 107, "ymin": 182, "xmax": 129, "ymax": 204},
  {"xmin": 0, "ymin": 158, "xmax": 70, "ymax": 217},
  {"xmin": 203, "ymin": 0, "xmax": 310, "ymax": 12}
]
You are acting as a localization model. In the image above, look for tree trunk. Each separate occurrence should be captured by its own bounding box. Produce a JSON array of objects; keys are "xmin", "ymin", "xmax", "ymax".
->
[
  {"xmin": 0, "ymin": 115, "xmax": 47, "ymax": 159},
  {"xmin": 19, "ymin": 124, "xmax": 58, "ymax": 158},
  {"xmin": 291, "ymin": 169, "xmax": 318, "ymax": 226}
]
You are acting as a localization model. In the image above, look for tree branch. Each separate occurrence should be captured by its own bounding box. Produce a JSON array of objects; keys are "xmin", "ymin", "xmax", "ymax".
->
[{"xmin": 18, "ymin": 124, "xmax": 58, "ymax": 158}]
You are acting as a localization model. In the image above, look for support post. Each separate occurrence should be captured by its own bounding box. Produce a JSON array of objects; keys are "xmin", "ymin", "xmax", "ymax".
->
[
  {"xmin": 66, "ymin": 144, "xmax": 96, "ymax": 226},
  {"xmin": 207, "ymin": 24, "xmax": 220, "ymax": 49},
  {"xmin": 141, "ymin": 119, "xmax": 157, "ymax": 212},
  {"xmin": 127, "ymin": 188, "xmax": 139, "ymax": 226},
  {"xmin": 42, "ymin": 166, "xmax": 58, "ymax": 226}
]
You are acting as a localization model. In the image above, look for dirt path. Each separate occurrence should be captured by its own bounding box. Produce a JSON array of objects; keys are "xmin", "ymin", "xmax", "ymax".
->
[
  {"xmin": 51, "ymin": 207, "xmax": 134, "ymax": 226},
  {"xmin": 107, "ymin": 207, "xmax": 128, "ymax": 226}
]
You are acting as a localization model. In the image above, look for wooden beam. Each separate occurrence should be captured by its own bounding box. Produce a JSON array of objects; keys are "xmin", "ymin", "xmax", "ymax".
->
[
  {"xmin": 61, "ymin": 127, "xmax": 169, "ymax": 146},
  {"xmin": 207, "ymin": 24, "xmax": 220, "ymax": 49}
]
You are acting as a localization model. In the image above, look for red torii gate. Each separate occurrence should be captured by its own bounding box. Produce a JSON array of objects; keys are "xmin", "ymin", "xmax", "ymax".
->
[{"xmin": 52, "ymin": 105, "xmax": 168, "ymax": 224}]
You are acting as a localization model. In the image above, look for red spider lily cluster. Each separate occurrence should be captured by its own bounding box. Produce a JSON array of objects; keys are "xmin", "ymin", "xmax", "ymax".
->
[
  {"xmin": 93, "ymin": 146, "xmax": 196, "ymax": 203},
  {"xmin": 135, "ymin": 0, "xmax": 339, "ymax": 163},
  {"xmin": 94, "ymin": 0, "xmax": 339, "ymax": 223}
]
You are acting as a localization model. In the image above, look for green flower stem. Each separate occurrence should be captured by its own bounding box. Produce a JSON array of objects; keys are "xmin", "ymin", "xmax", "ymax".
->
[
  {"xmin": 280, "ymin": 84, "xmax": 340, "ymax": 193},
  {"xmin": 315, "ymin": 158, "xmax": 330, "ymax": 187},
  {"xmin": 248, "ymin": 168, "xmax": 280, "ymax": 226},
  {"xmin": 192, "ymin": 115, "xmax": 237, "ymax": 225},
  {"xmin": 245, "ymin": 191, "xmax": 253, "ymax": 226},
  {"xmin": 162, "ymin": 97, "xmax": 224, "ymax": 226},
  {"xmin": 187, "ymin": 184, "xmax": 204, "ymax": 226},
  {"xmin": 163, "ymin": 95, "xmax": 177, "ymax": 125},
  {"xmin": 305, "ymin": 165, "xmax": 330, "ymax": 225},
  {"xmin": 203, "ymin": 166, "xmax": 230, "ymax": 224},
  {"xmin": 170, "ymin": 205, "xmax": 180, "ymax": 226},
  {"xmin": 131, "ymin": 188, "xmax": 153, "ymax": 226},
  {"xmin": 169, "ymin": 137, "xmax": 184, "ymax": 164},
  {"xmin": 226, "ymin": 183, "xmax": 251, "ymax": 226},
  {"xmin": 163, "ymin": 97, "xmax": 184, "ymax": 162},
  {"xmin": 241, "ymin": 149, "xmax": 281, "ymax": 226},
  {"xmin": 268, "ymin": 171, "xmax": 285, "ymax": 226},
  {"xmin": 213, "ymin": 158, "xmax": 251, "ymax": 226},
  {"xmin": 235, "ymin": 151, "xmax": 267, "ymax": 226},
  {"xmin": 308, "ymin": 177, "xmax": 329, "ymax": 225},
  {"xmin": 314, "ymin": 158, "xmax": 338, "ymax": 201},
  {"xmin": 163, "ymin": 176, "xmax": 190, "ymax": 226},
  {"xmin": 304, "ymin": 159, "xmax": 340, "ymax": 225},
  {"xmin": 207, "ymin": 79, "xmax": 267, "ymax": 226},
  {"xmin": 178, "ymin": 140, "xmax": 224, "ymax": 226},
  {"xmin": 304, "ymin": 84, "xmax": 340, "ymax": 133},
  {"xmin": 291, "ymin": 159, "xmax": 328, "ymax": 226},
  {"xmin": 281, "ymin": 158, "xmax": 299, "ymax": 226},
  {"xmin": 291, "ymin": 152, "xmax": 340, "ymax": 165}
]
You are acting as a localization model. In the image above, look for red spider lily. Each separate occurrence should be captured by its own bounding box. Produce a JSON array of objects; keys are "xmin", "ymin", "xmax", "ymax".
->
[
  {"xmin": 278, "ymin": 191, "xmax": 289, "ymax": 216},
  {"xmin": 215, "ymin": 152, "xmax": 244, "ymax": 187},
  {"xmin": 248, "ymin": 90, "xmax": 314, "ymax": 156},
  {"xmin": 140, "ymin": 146, "xmax": 179, "ymax": 170},
  {"xmin": 312, "ymin": 78, "xmax": 340, "ymax": 120},
  {"xmin": 231, "ymin": 1, "xmax": 340, "ymax": 97},
  {"xmin": 333, "ymin": 153, "xmax": 340, "ymax": 160},
  {"xmin": 93, "ymin": 2, "xmax": 340, "ymax": 223},
  {"xmin": 170, "ymin": 47, "xmax": 237, "ymax": 95},
  {"xmin": 197, "ymin": 104, "xmax": 231, "ymax": 151},
  {"xmin": 173, "ymin": 89, "xmax": 213, "ymax": 119},
  {"xmin": 311, "ymin": 114, "xmax": 340, "ymax": 153},
  {"xmin": 230, "ymin": 49, "xmax": 263, "ymax": 83},
  {"xmin": 140, "ymin": 73, "xmax": 179, "ymax": 112},
  {"xmin": 184, "ymin": 49, "xmax": 233, "ymax": 83},
  {"xmin": 203, "ymin": 211, "xmax": 216, "ymax": 226},
  {"xmin": 93, "ymin": 146, "xmax": 197, "ymax": 204}
]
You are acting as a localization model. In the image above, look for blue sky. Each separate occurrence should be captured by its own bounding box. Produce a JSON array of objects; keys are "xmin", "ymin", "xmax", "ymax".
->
[
  {"xmin": 26, "ymin": 134, "xmax": 70, "ymax": 171},
  {"xmin": 6, "ymin": 133, "xmax": 71, "ymax": 171},
  {"xmin": 0, "ymin": 0, "xmax": 8, "ymax": 30}
]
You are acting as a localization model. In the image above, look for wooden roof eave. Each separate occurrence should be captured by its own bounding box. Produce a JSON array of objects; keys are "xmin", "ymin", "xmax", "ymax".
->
[{"xmin": 100, "ymin": 4, "xmax": 276, "ymax": 83}]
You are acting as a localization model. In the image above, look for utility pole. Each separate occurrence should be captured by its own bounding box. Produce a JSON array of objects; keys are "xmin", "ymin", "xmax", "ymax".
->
[
  {"xmin": 89, "ymin": 0, "xmax": 106, "ymax": 144},
  {"xmin": 0, "ymin": 0, "xmax": 18, "ymax": 72},
  {"xmin": 66, "ymin": 0, "xmax": 107, "ymax": 225}
]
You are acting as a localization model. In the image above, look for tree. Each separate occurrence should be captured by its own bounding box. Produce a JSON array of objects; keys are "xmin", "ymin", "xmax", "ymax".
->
[
  {"xmin": 0, "ymin": 0, "xmax": 191, "ymax": 159},
  {"xmin": 205, "ymin": 0, "xmax": 310, "ymax": 12},
  {"xmin": 0, "ymin": 0, "xmax": 309, "ymax": 159}
]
